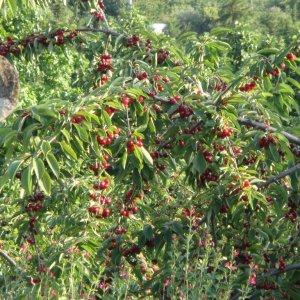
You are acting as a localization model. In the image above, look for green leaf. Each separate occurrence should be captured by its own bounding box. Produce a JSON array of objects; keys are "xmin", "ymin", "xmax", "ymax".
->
[
  {"xmin": 31, "ymin": 104, "xmax": 57, "ymax": 118},
  {"xmin": 105, "ymin": 101, "xmax": 123, "ymax": 110},
  {"xmin": 75, "ymin": 125, "xmax": 89, "ymax": 143},
  {"xmin": 193, "ymin": 152, "xmax": 207, "ymax": 173},
  {"xmin": 33, "ymin": 158, "xmax": 45, "ymax": 180},
  {"xmin": 140, "ymin": 147, "xmax": 153, "ymax": 166},
  {"xmin": 143, "ymin": 225, "xmax": 153, "ymax": 240},
  {"xmin": 39, "ymin": 170, "xmax": 51, "ymax": 195},
  {"xmin": 41, "ymin": 140, "xmax": 51, "ymax": 156},
  {"xmin": 210, "ymin": 27, "xmax": 232, "ymax": 35},
  {"xmin": 133, "ymin": 168, "xmax": 142, "ymax": 188},
  {"xmin": 287, "ymin": 77, "xmax": 300, "ymax": 90},
  {"xmin": 274, "ymin": 45, "xmax": 291, "ymax": 65},
  {"xmin": 279, "ymin": 83, "xmax": 294, "ymax": 95},
  {"xmin": 21, "ymin": 166, "xmax": 32, "ymax": 195},
  {"xmin": 102, "ymin": 110, "xmax": 112, "ymax": 127},
  {"xmin": 269, "ymin": 144, "xmax": 280, "ymax": 162},
  {"xmin": 148, "ymin": 118, "xmax": 156, "ymax": 134},
  {"xmin": 46, "ymin": 153, "xmax": 60, "ymax": 178},
  {"xmin": 7, "ymin": 160, "xmax": 23, "ymax": 180},
  {"xmin": 133, "ymin": 146, "xmax": 143, "ymax": 164},
  {"xmin": 60, "ymin": 141, "xmax": 77, "ymax": 160},
  {"xmin": 257, "ymin": 48, "xmax": 279, "ymax": 55},
  {"xmin": 0, "ymin": 174, "xmax": 9, "ymax": 191},
  {"xmin": 172, "ymin": 221, "xmax": 184, "ymax": 236},
  {"xmin": 121, "ymin": 151, "xmax": 127, "ymax": 169}
]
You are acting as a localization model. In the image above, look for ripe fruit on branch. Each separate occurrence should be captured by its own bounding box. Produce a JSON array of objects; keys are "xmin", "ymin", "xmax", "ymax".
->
[
  {"xmin": 33, "ymin": 192, "xmax": 45, "ymax": 202},
  {"xmin": 136, "ymin": 72, "xmax": 148, "ymax": 80},
  {"xmin": 102, "ymin": 208, "xmax": 110, "ymax": 218},
  {"xmin": 88, "ymin": 206, "xmax": 102, "ymax": 215},
  {"xmin": 125, "ymin": 35, "xmax": 141, "ymax": 47},
  {"xmin": 98, "ymin": 0, "xmax": 105, "ymax": 9},
  {"xmin": 121, "ymin": 95, "xmax": 134, "ymax": 106},
  {"xmin": 93, "ymin": 178, "xmax": 109, "ymax": 190},
  {"xmin": 97, "ymin": 53, "xmax": 113, "ymax": 73},
  {"xmin": 170, "ymin": 95, "xmax": 180, "ymax": 105},
  {"xmin": 120, "ymin": 210, "xmax": 130, "ymax": 217},
  {"xmin": 71, "ymin": 114, "xmax": 85, "ymax": 124},
  {"xmin": 26, "ymin": 203, "xmax": 43, "ymax": 212},
  {"xmin": 243, "ymin": 180, "xmax": 251, "ymax": 188},
  {"xmin": 127, "ymin": 140, "xmax": 135, "ymax": 152},
  {"xmin": 239, "ymin": 81, "xmax": 256, "ymax": 92},
  {"xmin": 258, "ymin": 135, "xmax": 277, "ymax": 149},
  {"xmin": 176, "ymin": 103, "xmax": 193, "ymax": 118},
  {"xmin": 286, "ymin": 52, "xmax": 294, "ymax": 61},
  {"xmin": 217, "ymin": 128, "xmax": 233, "ymax": 139},
  {"xmin": 90, "ymin": 10, "xmax": 104, "ymax": 22},
  {"xmin": 131, "ymin": 206, "xmax": 138, "ymax": 214},
  {"xmin": 157, "ymin": 48, "xmax": 170, "ymax": 63}
]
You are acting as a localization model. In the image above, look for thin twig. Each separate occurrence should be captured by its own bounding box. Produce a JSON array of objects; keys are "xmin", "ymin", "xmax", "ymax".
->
[
  {"xmin": 98, "ymin": 9, "xmax": 110, "ymax": 31},
  {"xmin": 214, "ymin": 83, "xmax": 234, "ymax": 108},
  {"xmin": 211, "ymin": 212, "xmax": 218, "ymax": 248},
  {"xmin": 74, "ymin": 27, "xmax": 120, "ymax": 36},
  {"xmin": 126, "ymin": 106, "xmax": 132, "ymax": 137}
]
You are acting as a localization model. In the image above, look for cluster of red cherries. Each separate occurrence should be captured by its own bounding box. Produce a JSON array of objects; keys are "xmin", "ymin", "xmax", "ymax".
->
[
  {"xmin": 127, "ymin": 137, "xmax": 143, "ymax": 152},
  {"xmin": 25, "ymin": 192, "xmax": 45, "ymax": 212},
  {"xmin": 97, "ymin": 128, "xmax": 121, "ymax": 147},
  {"xmin": 258, "ymin": 135, "xmax": 277, "ymax": 149}
]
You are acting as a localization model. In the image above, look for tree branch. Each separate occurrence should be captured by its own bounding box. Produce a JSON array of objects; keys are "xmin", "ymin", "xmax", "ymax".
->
[
  {"xmin": 263, "ymin": 263, "xmax": 300, "ymax": 277},
  {"xmin": 0, "ymin": 249, "xmax": 32, "ymax": 281},
  {"xmin": 237, "ymin": 118, "xmax": 300, "ymax": 146},
  {"xmin": 256, "ymin": 163, "xmax": 300, "ymax": 188}
]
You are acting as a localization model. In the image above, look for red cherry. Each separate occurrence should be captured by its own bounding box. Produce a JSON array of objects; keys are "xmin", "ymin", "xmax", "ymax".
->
[
  {"xmin": 122, "ymin": 96, "xmax": 130, "ymax": 106},
  {"xmin": 97, "ymin": 136, "xmax": 106, "ymax": 145},
  {"xmin": 243, "ymin": 180, "xmax": 251, "ymax": 188},
  {"xmin": 102, "ymin": 208, "xmax": 110, "ymax": 218},
  {"xmin": 121, "ymin": 210, "xmax": 130, "ymax": 217},
  {"xmin": 286, "ymin": 52, "xmax": 294, "ymax": 61},
  {"xmin": 132, "ymin": 206, "xmax": 138, "ymax": 214}
]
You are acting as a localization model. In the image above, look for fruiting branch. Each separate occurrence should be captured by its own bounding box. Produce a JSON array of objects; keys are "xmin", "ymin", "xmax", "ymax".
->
[
  {"xmin": 0, "ymin": 249, "xmax": 32, "ymax": 281},
  {"xmin": 237, "ymin": 118, "xmax": 300, "ymax": 146},
  {"xmin": 264, "ymin": 263, "xmax": 300, "ymax": 277},
  {"xmin": 256, "ymin": 163, "xmax": 300, "ymax": 188}
]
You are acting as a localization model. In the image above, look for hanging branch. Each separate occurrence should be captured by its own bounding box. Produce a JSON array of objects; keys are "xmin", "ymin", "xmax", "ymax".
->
[
  {"xmin": 237, "ymin": 118, "xmax": 300, "ymax": 146},
  {"xmin": 0, "ymin": 249, "xmax": 32, "ymax": 281},
  {"xmin": 256, "ymin": 163, "xmax": 300, "ymax": 188}
]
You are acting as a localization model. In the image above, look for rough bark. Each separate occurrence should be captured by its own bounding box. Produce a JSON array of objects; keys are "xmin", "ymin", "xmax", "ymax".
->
[{"xmin": 0, "ymin": 56, "xmax": 19, "ymax": 121}]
